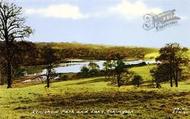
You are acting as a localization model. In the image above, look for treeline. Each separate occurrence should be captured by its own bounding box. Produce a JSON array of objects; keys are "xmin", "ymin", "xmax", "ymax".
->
[
  {"xmin": 36, "ymin": 42, "xmax": 158, "ymax": 60},
  {"xmin": 0, "ymin": 41, "xmax": 158, "ymax": 66}
]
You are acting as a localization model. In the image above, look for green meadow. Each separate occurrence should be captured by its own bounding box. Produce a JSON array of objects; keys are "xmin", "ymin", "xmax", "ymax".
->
[{"xmin": 1, "ymin": 65, "xmax": 190, "ymax": 119}]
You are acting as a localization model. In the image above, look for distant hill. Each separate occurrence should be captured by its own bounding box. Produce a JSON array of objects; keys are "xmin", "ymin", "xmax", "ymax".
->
[{"xmin": 36, "ymin": 42, "xmax": 159, "ymax": 60}]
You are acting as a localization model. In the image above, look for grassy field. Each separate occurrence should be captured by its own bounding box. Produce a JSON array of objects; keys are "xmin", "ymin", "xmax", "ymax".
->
[
  {"xmin": 130, "ymin": 65, "xmax": 156, "ymax": 81},
  {"xmin": 144, "ymin": 49, "xmax": 190, "ymax": 60},
  {"xmin": 0, "ymin": 66, "xmax": 190, "ymax": 119},
  {"xmin": 144, "ymin": 52, "xmax": 159, "ymax": 59}
]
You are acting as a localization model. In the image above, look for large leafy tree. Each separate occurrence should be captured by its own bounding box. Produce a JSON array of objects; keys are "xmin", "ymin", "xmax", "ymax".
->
[
  {"xmin": 150, "ymin": 64, "xmax": 170, "ymax": 88},
  {"xmin": 0, "ymin": 1, "xmax": 32, "ymax": 88},
  {"xmin": 154, "ymin": 43, "xmax": 189, "ymax": 87}
]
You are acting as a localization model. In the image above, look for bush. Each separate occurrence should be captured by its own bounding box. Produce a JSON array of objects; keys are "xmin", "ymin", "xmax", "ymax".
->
[
  {"xmin": 61, "ymin": 75, "xmax": 69, "ymax": 80},
  {"xmin": 131, "ymin": 74, "xmax": 143, "ymax": 87},
  {"xmin": 80, "ymin": 66, "xmax": 89, "ymax": 77},
  {"xmin": 79, "ymin": 62, "xmax": 101, "ymax": 78},
  {"xmin": 15, "ymin": 68, "xmax": 26, "ymax": 77}
]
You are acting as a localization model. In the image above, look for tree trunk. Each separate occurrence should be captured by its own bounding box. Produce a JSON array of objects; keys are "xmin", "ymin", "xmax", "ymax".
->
[
  {"xmin": 175, "ymin": 78, "xmax": 178, "ymax": 87},
  {"xmin": 117, "ymin": 74, "xmax": 121, "ymax": 87},
  {"xmin": 0, "ymin": 73, "xmax": 4, "ymax": 85},
  {"xmin": 46, "ymin": 68, "xmax": 51, "ymax": 88},
  {"xmin": 7, "ymin": 62, "xmax": 12, "ymax": 88},
  {"xmin": 156, "ymin": 82, "xmax": 161, "ymax": 88},
  {"xmin": 169, "ymin": 60, "xmax": 173, "ymax": 87},
  {"xmin": 170, "ymin": 74, "xmax": 173, "ymax": 87},
  {"xmin": 46, "ymin": 75, "xmax": 50, "ymax": 88},
  {"xmin": 175, "ymin": 70, "xmax": 178, "ymax": 87}
]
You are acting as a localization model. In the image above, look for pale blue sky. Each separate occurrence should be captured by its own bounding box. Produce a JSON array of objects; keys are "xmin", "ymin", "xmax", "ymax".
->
[{"xmin": 11, "ymin": 0, "xmax": 190, "ymax": 47}]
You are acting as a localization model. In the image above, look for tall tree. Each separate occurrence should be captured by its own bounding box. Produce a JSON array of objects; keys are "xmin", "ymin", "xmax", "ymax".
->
[
  {"xmin": 43, "ymin": 46, "xmax": 57, "ymax": 88},
  {"xmin": 0, "ymin": 1, "xmax": 32, "ymax": 88},
  {"xmin": 114, "ymin": 54, "xmax": 126, "ymax": 87},
  {"xmin": 155, "ymin": 43, "xmax": 189, "ymax": 87}
]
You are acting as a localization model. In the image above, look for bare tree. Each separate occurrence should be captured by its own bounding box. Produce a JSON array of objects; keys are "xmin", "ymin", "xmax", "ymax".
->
[{"xmin": 0, "ymin": 1, "xmax": 32, "ymax": 88}]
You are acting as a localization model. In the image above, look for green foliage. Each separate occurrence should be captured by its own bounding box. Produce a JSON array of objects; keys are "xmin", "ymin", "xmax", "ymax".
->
[
  {"xmin": 114, "ymin": 57, "xmax": 126, "ymax": 87},
  {"xmin": 150, "ymin": 64, "xmax": 170, "ymax": 88},
  {"xmin": 80, "ymin": 66, "xmax": 90, "ymax": 77},
  {"xmin": 59, "ymin": 74, "xmax": 69, "ymax": 80},
  {"xmin": 103, "ymin": 60, "xmax": 116, "ymax": 79},
  {"xmin": 79, "ymin": 62, "xmax": 101, "ymax": 77},
  {"xmin": 88, "ymin": 62, "xmax": 100, "ymax": 70},
  {"xmin": 15, "ymin": 68, "xmax": 26, "ymax": 77},
  {"xmin": 131, "ymin": 74, "xmax": 143, "ymax": 87},
  {"xmin": 22, "ymin": 66, "xmax": 44, "ymax": 74},
  {"xmin": 154, "ymin": 43, "xmax": 189, "ymax": 87}
]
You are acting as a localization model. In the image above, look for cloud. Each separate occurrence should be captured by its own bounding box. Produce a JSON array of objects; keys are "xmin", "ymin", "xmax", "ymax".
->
[
  {"xmin": 25, "ymin": 0, "xmax": 162, "ymax": 20},
  {"xmin": 25, "ymin": 4, "xmax": 88, "ymax": 20},
  {"xmin": 109, "ymin": 0, "xmax": 162, "ymax": 19}
]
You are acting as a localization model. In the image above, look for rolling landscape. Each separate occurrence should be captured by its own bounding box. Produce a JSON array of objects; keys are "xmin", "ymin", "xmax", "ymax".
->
[{"xmin": 0, "ymin": 0, "xmax": 190, "ymax": 119}]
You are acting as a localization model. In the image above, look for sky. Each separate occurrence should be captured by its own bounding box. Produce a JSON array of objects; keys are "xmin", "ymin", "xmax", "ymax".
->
[{"xmin": 8, "ymin": 0, "xmax": 190, "ymax": 47}]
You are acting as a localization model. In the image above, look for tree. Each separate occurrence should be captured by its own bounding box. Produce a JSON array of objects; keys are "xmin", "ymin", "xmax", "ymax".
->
[
  {"xmin": 0, "ymin": 1, "xmax": 32, "ymax": 88},
  {"xmin": 155, "ymin": 43, "xmax": 189, "ymax": 87},
  {"xmin": 43, "ymin": 46, "xmax": 57, "ymax": 88},
  {"xmin": 103, "ymin": 60, "xmax": 114, "ymax": 79},
  {"xmin": 114, "ymin": 54, "xmax": 126, "ymax": 87},
  {"xmin": 0, "ymin": 41, "xmax": 37, "ymax": 85},
  {"xmin": 88, "ymin": 62, "xmax": 100, "ymax": 76},
  {"xmin": 150, "ymin": 66, "xmax": 168, "ymax": 88},
  {"xmin": 88, "ymin": 62, "xmax": 100, "ymax": 70},
  {"xmin": 103, "ymin": 60, "xmax": 116, "ymax": 79},
  {"xmin": 131, "ymin": 75, "xmax": 143, "ymax": 87},
  {"xmin": 0, "ymin": 61, "xmax": 6, "ymax": 85},
  {"xmin": 80, "ymin": 66, "xmax": 89, "ymax": 77},
  {"xmin": 103, "ymin": 61, "xmax": 109, "ymax": 79}
]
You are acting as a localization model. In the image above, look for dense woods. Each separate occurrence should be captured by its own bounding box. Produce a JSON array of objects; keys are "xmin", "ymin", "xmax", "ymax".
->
[
  {"xmin": 36, "ymin": 42, "xmax": 158, "ymax": 61},
  {"xmin": 1, "ymin": 42, "xmax": 157, "ymax": 66},
  {"xmin": 1, "ymin": 42, "xmax": 158, "ymax": 65}
]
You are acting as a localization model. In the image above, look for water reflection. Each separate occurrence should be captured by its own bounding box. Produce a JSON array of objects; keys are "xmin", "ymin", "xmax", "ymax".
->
[{"xmin": 41, "ymin": 59, "xmax": 158, "ymax": 74}]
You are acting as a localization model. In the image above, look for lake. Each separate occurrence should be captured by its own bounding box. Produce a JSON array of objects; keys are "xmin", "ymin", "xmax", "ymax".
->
[{"xmin": 41, "ymin": 59, "xmax": 158, "ymax": 74}]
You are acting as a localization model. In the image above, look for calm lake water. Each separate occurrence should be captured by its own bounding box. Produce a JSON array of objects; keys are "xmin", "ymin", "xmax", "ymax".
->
[{"xmin": 41, "ymin": 59, "xmax": 157, "ymax": 74}]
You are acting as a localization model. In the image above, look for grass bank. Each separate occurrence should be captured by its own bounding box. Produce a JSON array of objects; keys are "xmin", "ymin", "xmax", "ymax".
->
[
  {"xmin": 0, "ymin": 65, "xmax": 190, "ymax": 119},
  {"xmin": 0, "ymin": 76, "xmax": 190, "ymax": 119}
]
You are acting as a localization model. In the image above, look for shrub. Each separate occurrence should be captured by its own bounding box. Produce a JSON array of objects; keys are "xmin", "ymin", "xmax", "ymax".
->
[{"xmin": 131, "ymin": 74, "xmax": 143, "ymax": 87}]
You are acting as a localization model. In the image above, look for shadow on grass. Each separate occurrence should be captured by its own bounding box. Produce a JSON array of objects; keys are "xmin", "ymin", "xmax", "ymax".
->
[
  {"xmin": 36, "ymin": 90, "xmax": 190, "ymax": 108},
  {"xmin": 67, "ymin": 78, "xmax": 109, "ymax": 85},
  {"xmin": 12, "ymin": 90, "xmax": 190, "ymax": 119}
]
